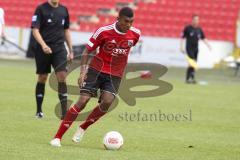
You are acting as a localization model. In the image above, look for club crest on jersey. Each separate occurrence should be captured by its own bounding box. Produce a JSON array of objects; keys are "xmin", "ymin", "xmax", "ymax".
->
[
  {"xmin": 110, "ymin": 39, "xmax": 117, "ymax": 43},
  {"xmin": 128, "ymin": 40, "xmax": 134, "ymax": 47},
  {"xmin": 112, "ymin": 48, "xmax": 128, "ymax": 56}
]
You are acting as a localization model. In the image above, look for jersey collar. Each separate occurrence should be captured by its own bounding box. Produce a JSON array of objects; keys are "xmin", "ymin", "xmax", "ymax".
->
[{"xmin": 114, "ymin": 22, "xmax": 126, "ymax": 35}]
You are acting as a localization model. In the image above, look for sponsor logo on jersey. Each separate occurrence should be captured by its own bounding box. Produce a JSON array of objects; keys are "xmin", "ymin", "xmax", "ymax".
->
[
  {"xmin": 103, "ymin": 39, "xmax": 134, "ymax": 56},
  {"xmin": 111, "ymin": 48, "xmax": 128, "ymax": 56}
]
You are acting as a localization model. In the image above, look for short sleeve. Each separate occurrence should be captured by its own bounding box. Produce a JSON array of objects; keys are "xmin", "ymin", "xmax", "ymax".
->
[
  {"xmin": 64, "ymin": 8, "xmax": 70, "ymax": 29},
  {"xmin": 133, "ymin": 33, "xmax": 140, "ymax": 46},
  {"xmin": 130, "ymin": 27, "xmax": 141, "ymax": 46},
  {"xmin": 200, "ymin": 28, "xmax": 205, "ymax": 39},
  {"xmin": 182, "ymin": 26, "xmax": 188, "ymax": 38},
  {"xmin": 86, "ymin": 29, "xmax": 104, "ymax": 52},
  {"xmin": 31, "ymin": 6, "xmax": 42, "ymax": 29}
]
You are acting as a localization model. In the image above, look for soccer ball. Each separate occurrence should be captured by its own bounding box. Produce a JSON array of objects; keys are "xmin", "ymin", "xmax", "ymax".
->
[{"xmin": 103, "ymin": 131, "xmax": 123, "ymax": 150}]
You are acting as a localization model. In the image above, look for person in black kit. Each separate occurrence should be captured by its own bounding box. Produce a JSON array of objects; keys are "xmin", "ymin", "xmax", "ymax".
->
[
  {"xmin": 31, "ymin": 0, "xmax": 74, "ymax": 119},
  {"xmin": 180, "ymin": 15, "xmax": 211, "ymax": 84}
]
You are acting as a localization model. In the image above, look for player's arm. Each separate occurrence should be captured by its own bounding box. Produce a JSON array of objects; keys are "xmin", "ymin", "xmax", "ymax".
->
[
  {"xmin": 80, "ymin": 48, "xmax": 90, "ymax": 73},
  {"xmin": 201, "ymin": 29, "xmax": 212, "ymax": 51},
  {"xmin": 78, "ymin": 29, "xmax": 102, "ymax": 87},
  {"xmin": 64, "ymin": 9, "xmax": 74, "ymax": 60},
  {"xmin": 78, "ymin": 48, "xmax": 92, "ymax": 87},
  {"xmin": 180, "ymin": 38, "xmax": 186, "ymax": 53},
  {"xmin": 31, "ymin": 7, "xmax": 52, "ymax": 54},
  {"xmin": 64, "ymin": 29, "xmax": 73, "ymax": 60},
  {"xmin": 202, "ymin": 39, "xmax": 212, "ymax": 51},
  {"xmin": 180, "ymin": 27, "xmax": 187, "ymax": 53},
  {"xmin": 32, "ymin": 29, "xmax": 52, "ymax": 54}
]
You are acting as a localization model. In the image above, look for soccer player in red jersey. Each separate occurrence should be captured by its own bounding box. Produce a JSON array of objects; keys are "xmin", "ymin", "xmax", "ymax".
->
[{"xmin": 50, "ymin": 7, "xmax": 141, "ymax": 147}]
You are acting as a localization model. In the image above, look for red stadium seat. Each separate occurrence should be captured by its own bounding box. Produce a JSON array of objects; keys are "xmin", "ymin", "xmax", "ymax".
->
[{"xmin": 0, "ymin": 0, "xmax": 239, "ymax": 41}]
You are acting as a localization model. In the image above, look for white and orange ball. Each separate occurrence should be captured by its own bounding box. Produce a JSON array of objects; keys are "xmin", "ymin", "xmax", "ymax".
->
[{"xmin": 103, "ymin": 131, "xmax": 123, "ymax": 150}]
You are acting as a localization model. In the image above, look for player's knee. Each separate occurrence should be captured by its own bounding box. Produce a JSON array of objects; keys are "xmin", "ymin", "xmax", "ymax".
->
[
  {"xmin": 75, "ymin": 96, "xmax": 91, "ymax": 110},
  {"xmin": 38, "ymin": 74, "xmax": 48, "ymax": 83},
  {"xmin": 99, "ymin": 98, "xmax": 114, "ymax": 112},
  {"xmin": 56, "ymin": 71, "xmax": 66, "ymax": 82},
  {"xmin": 99, "ymin": 105, "xmax": 110, "ymax": 112}
]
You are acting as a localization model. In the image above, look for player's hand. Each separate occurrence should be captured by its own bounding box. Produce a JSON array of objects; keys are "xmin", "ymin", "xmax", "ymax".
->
[
  {"xmin": 78, "ymin": 72, "xmax": 87, "ymax": 88},
  {"xmin": 68, "ymin": 52, "xmax": 74, "ymax": 61},
  {"xmin": 42, "ymin": 45, "xmax": 52, "ymax": 54}
]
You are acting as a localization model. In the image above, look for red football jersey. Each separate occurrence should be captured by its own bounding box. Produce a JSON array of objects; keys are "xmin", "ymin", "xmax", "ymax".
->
[{"xmin": 86, "ymin": 22, "xmax": 141, "ymax": 78}]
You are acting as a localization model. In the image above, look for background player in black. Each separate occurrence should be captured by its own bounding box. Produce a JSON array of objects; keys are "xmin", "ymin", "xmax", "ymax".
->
[
  {"xmin": 180, "ymin": 15, "xmax": 211, "ymax": 84},
  {"xmin": 31, "ymin": 0, "xmax": 74, "ymax": 118}
]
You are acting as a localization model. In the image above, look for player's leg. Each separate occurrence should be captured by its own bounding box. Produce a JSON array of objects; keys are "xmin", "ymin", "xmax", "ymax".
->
[
  {"xmin": 54, "ymin": 94, "xmax": 91, "ymax": 138},
  {"xmin": 80, "ymin": 74, "xmax": 121, "ymax": 130},
  {"xmin": 35, "ymin": 74, "xmax": 48, "ymax": 118},
  {"xmin": 50, "ymin": 94, "xmax": 91, "ymax": 147},
  {"xmin": 72, "ymin": 74, "xmax": 121, "ymax": 143},
  {"xmin": 80, "ymin": 92, "xmax": 115, "ymax": 130},
  {"xmin": 191, "ymin": 50, "xmax": 199, "ymax": 83},
  {"xmin": 186, "ymin": 48, "xmax": 195, "ymax": 83},
  {"xmin": 34, "ymin": 45, "xmax": 51, "ymax": 118},
  {"xmin": 51, "ymin": 68, "xmax": 100, "ymax": 146},
  {"xmin": 186, "ymin": 67, "xmax": 192, "ymax": 83},
  {"xmin": 52, "ymin": 45, "xmax": 68, "ymax": 119},
  {"xmin": 72, "ymin": 91, "xmax": 115, "ymax": 143},
  {"xmin": 55, "ymin": 71, "xmax": 68, "ymax": 119}
]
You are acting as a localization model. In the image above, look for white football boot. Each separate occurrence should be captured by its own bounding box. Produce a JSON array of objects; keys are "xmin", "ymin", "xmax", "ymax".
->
[
  {"xmin": 72, "ymin": 127, "xmax": 85, "ymax": 143},
  {"xmin": 50, "ymin": 138, "xmax": 61, "ymax": 147}
]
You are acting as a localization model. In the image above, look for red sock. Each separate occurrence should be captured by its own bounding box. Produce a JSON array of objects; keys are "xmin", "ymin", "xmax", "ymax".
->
[
  {"xmin": 80, "ymin": 105, "xmax": 106, "ymax": 130},
  {"xmin": 54, "ymin": 105, "xmax": 81, "ymax": 139}
]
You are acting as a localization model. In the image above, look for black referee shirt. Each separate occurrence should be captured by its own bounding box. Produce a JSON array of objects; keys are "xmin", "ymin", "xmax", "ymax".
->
[
  {"xmin": 182, "ymin": 25, "xmax": 205, "ymax": 50},
  {"xmin": 31, "ymin": 2, "xmax": 70, "ymax": 45}
]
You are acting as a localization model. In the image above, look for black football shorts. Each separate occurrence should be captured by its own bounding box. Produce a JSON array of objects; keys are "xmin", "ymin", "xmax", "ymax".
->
[
  {"xmin": 80, "ymin": 67, "xmax": 121, "ymax": 97},
  {"xmin": 186, "ymin": 48, "xmax": 199, "ymax": 60},
  {"xmin": 35, "ymin": 44, "xmax": 68, "ymax": 74}
]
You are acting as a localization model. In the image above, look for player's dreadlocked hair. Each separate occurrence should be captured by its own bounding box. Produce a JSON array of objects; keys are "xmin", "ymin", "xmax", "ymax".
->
[{"xmin": 119, "ymin": 7, "xmax": 134, "ymax": 18}]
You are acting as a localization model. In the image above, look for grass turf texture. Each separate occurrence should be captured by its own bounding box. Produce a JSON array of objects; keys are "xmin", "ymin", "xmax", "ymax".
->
[{"xmin": 0, "ymin": 59, "xmax": 239, "ymax": 160}]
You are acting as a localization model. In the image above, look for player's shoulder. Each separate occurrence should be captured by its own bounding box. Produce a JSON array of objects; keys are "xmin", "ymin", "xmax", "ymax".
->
[
  {"xmin": 198, "ymin": 26, "xmax": 203, "ymax": 31},
  {"xmin": 92, "ymin": 23, "xmax": 115, "ymax": 39},
  {"xmin": 59, "ymin": 4, "xmax": 68, "ymax": 11},
  {"xmin": 185, "ymin": 25, "xmax": 192, "ymax": 29},
  {"xmin": 130, "ymin": 26, "xmax": 141, "ymax": 36},
  {"xmin": 36, "ymin": 2, "xmax": 48, "ymax": 10},
  {"xmin": 39, "ymin": 2, "xmax": 48, "ymax": 7},
  {"xmin": 96, "ymin": 23, "xmax": 115, "ymax": 33}
]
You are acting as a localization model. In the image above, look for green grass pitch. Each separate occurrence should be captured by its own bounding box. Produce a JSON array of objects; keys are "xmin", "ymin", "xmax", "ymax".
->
[{"xmin": 0, "ymin": 59, "xmax": 239, "ymax": 160}]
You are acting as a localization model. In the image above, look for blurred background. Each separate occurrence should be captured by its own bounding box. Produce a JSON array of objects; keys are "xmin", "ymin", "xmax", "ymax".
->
[{"xmin": 1, "ymin": 0, "xmax": 240, "ymax": 70}]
